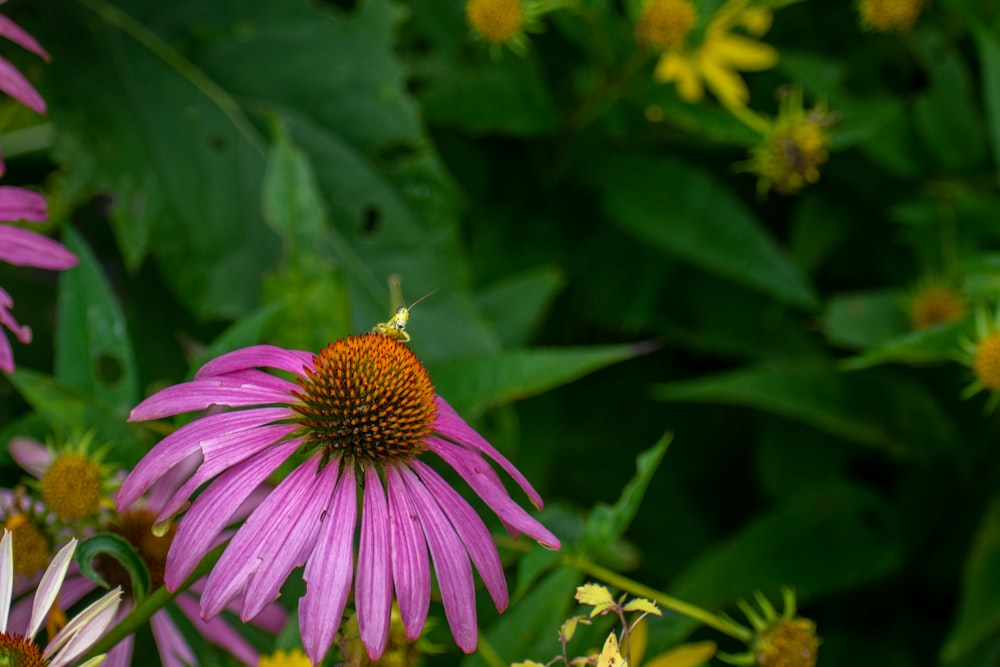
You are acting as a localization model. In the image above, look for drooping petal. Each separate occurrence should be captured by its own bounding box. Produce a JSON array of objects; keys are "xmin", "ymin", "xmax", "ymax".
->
[
  {"xmin": 165, "ymin": 439, "xmax": 300, "ymax": 589},
  {"xmin": 411, "ymin": 460, "xmax": 508, "ymax": 611},
  {"xmin": 357, "ymin": 465, "xmax": 393, "ymax": 659},
  {"xmin": 300, "ymin": 466, "xmax": 356, "ymax": 665},
  {"xmin": 157, "ymin": 422, "xmax": 298, "ymax": 520},
  {"xmin": 699, "ymin": 53, "xmax": 751, "ymax": 107},
  {"xmin": 0, "ymin": 55, "xmax": 43, "ymax": 113},
  {"xmin": 195, "ymin": 344, "xmax": 314, "ymax": 379},
  {"xmin": 0, "ymin": 16, "xmax": 47, "ymax": 59},
  {"xmin": 653, "ymin": 53, "xmax": 704, "ymax": 102},
  {"xmin": 434, "ymin": 397, "xmax": 544, "ymax": 509},
  {"xmin": 386, "ymin": 466, "xmax": 430, "ymax": 640},
  {"xmin": 175, "ymin": 594, "xmax": 261, "ymax": 666},
  {"xmin": 149, "ymin": 608, "xmax": 197, "ymax": 667},
  {"xmin": 399, "ymin": 466, "xmax": 478, "ymax": 653},
  {"xmin": 45, "ymin": 588, "xmax": 121, "ymax": 667},
  {"xmin": 201, "ymin": 456, "xmax": 324, "ymax": 619},
  {"xmin": 8, "ymin": 436, "xmax": 52, "ymax": 479},
  {"xmin": 129, "ymin": 377, "xmax": 296, "ymax": 421},
  {"xmin": 241, "ymin": 456, "xmax": 332, "ymax": 620},
  {"xmin": 28, "ymin": 538, "xmax": 76, "ymax": 641},
  {"xmin": 429, "ymin": 438, "xmax": 560, "ymax": 550},
  {"xmin": 712, "ymin": 33, "xmax": 778, "ymax": 70},
  {"xmin": 0, "ymin": 530, "xmax": 12, "ymax": 633},
  {"xmin": 0, "ymin": 228, "xmax": 76, "ymax": 272},
  {"xmin": 118, "ymin": 406, "xmax": 293, "ymax": 510}
]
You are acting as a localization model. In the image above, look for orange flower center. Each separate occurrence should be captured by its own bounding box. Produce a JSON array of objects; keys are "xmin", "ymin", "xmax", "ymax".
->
[
  {"xmin": 974, "ymin": 333, "xmax": 1000, "ymax": 392},
  {"xmin": 0, "ymin": 634, "xmax": 46, "ymax": 667},
  {"xmin": 95, "ymin": 508, "xmax": 176, "ymax": 595},
  {"xmin": 754, "ymin": 617, "xmax": 819, "ymax": 667},
  {"xmin": 466, "ymin": 0, "xmax": 525, "ymax": 44},
  {"xmin": 859, "ymin": 0, "xmax": 925, "ymax": 32},
  {"xmin": 294, "ymin": 334, "xmax": 437, "ymax": 464},
  {"xmin": 910, "ymin": 286, "xmax": 965, "ymax": 330},
  {"xmin": 636, "ymin": 0, "xmax": 697, "ymax": 50}
]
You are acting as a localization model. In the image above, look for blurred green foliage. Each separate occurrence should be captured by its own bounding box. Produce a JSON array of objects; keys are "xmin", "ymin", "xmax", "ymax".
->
[{"xmin": 2, "ymin": 0, "xmax": 1000, "ymax": 664}]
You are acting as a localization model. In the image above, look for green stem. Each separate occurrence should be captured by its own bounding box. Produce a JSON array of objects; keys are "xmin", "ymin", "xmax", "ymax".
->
[
  {"xmin": 565, "ymin": 554, "xmax": 754, "ymax": 643},
  {"xmin": 79, "ymin": 543, "xmax": 225, "ymax": 661}
]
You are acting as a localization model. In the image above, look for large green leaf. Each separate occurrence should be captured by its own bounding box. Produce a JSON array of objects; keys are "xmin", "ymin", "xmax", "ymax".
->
[
  {"xmin": 55, "ymin": 227, "xmax": 139, "ymax": 413},
  {"xmin": 820, "ymin": 289, "xmax": 909, "ymax": 350},
  {"xmin": 839, "ymin": 319, "xmax": 970, "ymax": 370},
  {"xmin": 942, "ymin": 493, "xmax": 1000, "ymax": 664},
  {"xmin": 976, "ymin": 26, "xmax": 1000, "ymax": 175},
  {"xmin": 653, "ymin": 365, "xmax": 957, "ymax": 457},
  {"xmin": 476, "ymin": 265, "xmax": 565, "ymax": 347},
  {"xmin": 597, "ymin": 154, "xmax": 818, "ymax": 310},
  {"xmin": 654, "ymin": 483, "xmax": 901, "ymax": 647},
  {"xmin": 428, "ymin": 342, "xmax": 655, "ymax": 417}
]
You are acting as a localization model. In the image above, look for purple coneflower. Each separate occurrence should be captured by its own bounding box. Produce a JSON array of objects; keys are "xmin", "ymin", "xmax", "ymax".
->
[
  {"xmin": 0, "ymin": 5, "xmax": 49, "ymax": 114},
  {"xmin": 0, "ymin": 530, "xmax": 121, "ymax": 667},
  {"xmin": 7, "ymin": 436, "xmax": 286, "ymax": 667},
  {"xmin": 119, "ymin": 334, "xmax": 560, "ymax": 664}
]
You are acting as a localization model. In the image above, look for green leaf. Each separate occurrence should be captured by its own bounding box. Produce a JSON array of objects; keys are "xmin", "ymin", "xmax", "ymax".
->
[
  {"xmin": 191, "ymin": 302, "xmax": 284, "ymax": 373},
  {"xmin": 55, "ymin": 228, "xmax": 139, "ymax": 414},
  {"xmin": 659, "ymin": 483, "xmax": 901, "ymax": 646},
  {"xmin": 462, "ymin": 567, "xmax": 584, "ymax": 667},
  {"xmin": 839, "ymin": 319, "xmax": 970, "ymax": 370},
  {"xmin": 420, "ymin": 55, "xmax": 561, "ymax": 135},
  {"xmin": 477, "ymin": 265, "xmax": 565, "ymax": 347},
  {"xmin": 911, "ymin": 28, "xmax": 988, "ymax": 172},
  {"xmin": 6, "ymin": 368, "xmax": 134, "ymax": 448},
  {"xmin": 820, "ymin": 289, "xmax": 909, "ymax": 350},
  {"xmin": 76, "ymin": 533, "xmax": 150, "ymax": 601},
  {"xmin": 597, "ymin": 154, "xmax": 818, "ymax": 310},
  {"xmin": 942, "ymin": 493, "xmax": 1000, "ymax": 664},
  {"xmin": 263, "ymin": 119, "xmax": 330, "ymax": 253},
  {"xmin": 976, "ymin": 27, "xmax": 1000, "ymax": 176},
  {"xmin": 427, "ymin": 342, "xmax": 655, "ymax": 417},
  {"xmin": 652, "ymin": 365, "xmax": 957, "ymax": 457},
  {"xmin": 582, "ymin": 434, "xmax": 671, "ymax": 567}
]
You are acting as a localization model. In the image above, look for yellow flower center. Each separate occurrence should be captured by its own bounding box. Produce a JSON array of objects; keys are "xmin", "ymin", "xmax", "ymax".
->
[
  {"xmin": 466, "ymin": 0, "xmax": 525, "ymax": 44},
  {"xmin": 859, "ymin": 0, "xmax": 925, "ymax": 32},
  {"xmin": 94, "ymin": 508, "xmax": 176, "ymax": 596},
  {"xmin": 40, "ymin": 453, "xmax": 104, "ymax": 521},
  {"xmin": 4, "ymin": 514, "xmax": 50, "ymax": 577},
  {"xmin": 636, "ymin": 0, "xmax": 697, "ymax": 51},
  {"xmin": 754, "ymin": 617, "xmax": 819, "ymax": 667},
  {"xmin": 910, "ymin": 286, "xmax": 966, "ymax": 330},
  {"xmin": 294, "ymin": 334, "xmax": 437, "ymax": 464},
  {"xmin": 757, "ymin": 121, "xmax": 830, "ymax": 195},
  {"xmin": 258, "ymin": 649, "xmax": 313, "ymax": 667},
  {"xmin": 974, "ymin": 333, "xmax": 1000, "ymax": 392},
  {"xmin": 0, "ymin": 634, "xmax": 46, "ymax": 667}
]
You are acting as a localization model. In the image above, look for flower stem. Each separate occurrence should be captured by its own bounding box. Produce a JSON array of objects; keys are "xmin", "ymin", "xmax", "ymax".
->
[{"xmin": 565, "ymin": 554, "xmax": 754, "ymax": 643}]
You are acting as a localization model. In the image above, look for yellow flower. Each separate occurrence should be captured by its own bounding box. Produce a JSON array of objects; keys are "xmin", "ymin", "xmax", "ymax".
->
[
  {"xmin": 636, "ymin": 0, "xmax": 698, "ymax": 51},
  {"xmin": 908, "ymin": 282, "xmax": 966, "ymax": 331},
  {"xmin": 858, "ymin": 0, "xmax": 927, "ymax": 32},
  {"xmin": 740, "ymin": 87, "xmax": 836, "ymax": 196},
  {"xmin": 467, "ymin": 0, "xmax": 525, "ymax": 45},
  {"xmin": 717, "ymin": 589, "xmax": 819, "ymax": 667},
  {"xmin": 960, "ymin": 307, "xmax": 1000, "ymax": 412},
  {"xmin": 651, "ymin": 0, "xmax": 778, "ymax": 107}
]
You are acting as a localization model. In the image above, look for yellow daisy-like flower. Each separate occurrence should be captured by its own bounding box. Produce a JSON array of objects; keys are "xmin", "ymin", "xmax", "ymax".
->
[
  {"xmin": 718, "ymin": 589, "xmax": 819, "ymax": 667},
  {"xmin": 651, "ymin": 0, "xmax": 779, "ymax": 108},
  {"xmin": 636, "ymin": 0, "xmax": 698, "ymax": 51},
  {"xmin": 465, "ymin": 0, "xmax": 561, "ymax": 55},
  {"xmin": 908, "ymin": 281, "xmax": 966, "ymax": 331},
  {"xmin": 858, "ymin": 0, "xmax": 926, "ymax": 33},
  {"xmin": 960, "ymin": 307, "xmax": 1000, "ymax": 412},
  {"xmin": 740, "ymin": 87, "xmax": 836, "ymax": 196}
]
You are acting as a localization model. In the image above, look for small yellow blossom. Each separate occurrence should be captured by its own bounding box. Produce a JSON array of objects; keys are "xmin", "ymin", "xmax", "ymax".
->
[
  {"xmin": 467, "ymin": 0, "xmax": 525, "ymax": 45},
  {"xmin": 960, "ymin": 307, "xmax": 1000, "ymax": 411},
  {"xmin": 636, "ymin": 0, "xmax": 697, "ymax": 51},
  {"xmin": 259, "ymin": 648, "xmax": 313, "ymax": 667},
  {"xmin": 908, "ymin": 282, "xmax": 966, "ymax": 330},
  {"xmin": 740, "ymin": 87, "xmax": 836, "ymax": 196},
  {"xmin": 651, "ymin": 0, "xmax": 778, "ymax": 107},
  {"xmin": 858, "ymin": 0, "xmax": 927, "ymax": 32},
  {"xmin": 753, "ymin": 618, "xmax": 818, "ymax": 667}
]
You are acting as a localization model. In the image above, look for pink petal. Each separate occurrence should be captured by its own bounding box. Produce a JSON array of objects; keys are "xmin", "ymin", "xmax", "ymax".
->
[
  {"xmin": 0, "ymin": 189, "xmax": 46, "ymax": 222},
  {"xmin": 411, "ymin": 460, "xmax": 508, "ymax": 611},
  {"xmin": 156, "ymin": 422, "xmax": 297, "ymax": 520},
  {"xmin": 0, "ymin": 225, "xmax": 75, "ymax": 270},
  {"xmin": 0, "ymin": 16, "xmax": 48, "ymax": 59},
  {"xmin": 300, "ymin": 466, "xmax": 357, "ymax": 665},
  {"xmin": 129, "ymin": 377, "xmax": 296, "ymax": 421},
  {"xmin": 429, "ymin": 437, "xmax": 560, "ymax": 550},
  {"xmin": 118, "ymin": 406, "xmax": 292, "ymax": 510},
  {"xmin": 8, "ymin": 436, "xmax": 51, "ymax": 479},
  {"xmin": 399, "ymin": 466, "xmax": 478, "ymax": 653},
  {"xmin": 150, "ymin": 608, "xmax": 196, "ymax": 667},
  {"xmin": 165, "ymin": 439, "xmax": 300, "ymax": 589},
  {"xmin": 175, "ymin": 594, "xmax": 261, "ymax": 666},
  {"xmin": 195, "ymin": 345, "xmax": 314, "ymax": 379},
  {"xmin": 435, "ymin": 397, "xmax": 544, "ymax": 509},
  {"xmin": 357, "ymin": 466, "xmax": 393, "ymax": 660},
  {"xmin": 0, "ymin": 56, "xmax": 43, "ymax": 113},
  {"xmin": 240, "ymin": 456, "xmax": 333, "ymax": 620},
  {"xmin": 101, "ymin": 626, "xmax": 134, "ymax": 667},
  {"xmin": 201, "ymin": 457, "xmax": 324, "ymax": 619},
  {"xmin": 386, "ymin": 466, "xmax": 430, "ymax": 640}
]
